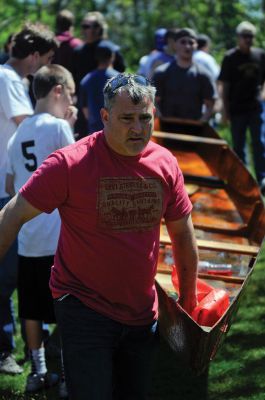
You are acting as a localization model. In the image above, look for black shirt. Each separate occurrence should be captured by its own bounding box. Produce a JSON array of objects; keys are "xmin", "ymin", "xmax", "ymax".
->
[
  {"xmin": 73, "ymin": 40, "xmax": 125, "ymax": 89},
  {"xmin": 153, "ymin": 61, "xmax": 216, "ymax": 120},
  {"xmin": 219, "ymin": 47, "xmax": 265, "ymax": 114}
]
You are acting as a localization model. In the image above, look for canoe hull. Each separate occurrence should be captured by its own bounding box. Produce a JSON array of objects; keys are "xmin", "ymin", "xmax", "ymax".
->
[
  {"xmin": 156, "ymin": 264, "xmax": 254, "ymax": 374},
  {"xmin": 153, "ymin": 119, "xmax": 265, "ymax": 373}
]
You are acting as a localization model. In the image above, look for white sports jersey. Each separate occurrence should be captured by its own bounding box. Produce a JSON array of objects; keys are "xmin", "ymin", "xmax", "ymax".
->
[
  {"xmin": 7, "ymin": 113, "xmax": 75, "ymax": 256},
  {"xmin": 0, "ymin": 64, "xmax": 33, "ymax": 198}
]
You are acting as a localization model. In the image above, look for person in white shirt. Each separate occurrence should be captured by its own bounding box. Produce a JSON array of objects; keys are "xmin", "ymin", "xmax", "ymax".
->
[
  {"xmin": 6, "ymin": 64, "xmax": 76, "ymax": 395},
  {"xmin": 0, "ymin": 22, "xmax": 58, "ymax": 376},
  {"xmin": 193, "ymin": 34, "xmax": 220, "ymax": 81}
]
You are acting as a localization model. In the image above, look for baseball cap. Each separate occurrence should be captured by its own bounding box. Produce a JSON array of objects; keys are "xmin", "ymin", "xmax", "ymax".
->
[
  {"xmin": 154, "ymin": 28, "xmax": 167, "ymax": 51},
  {"xmin": 174, "ymin": 28, "xmax": 197, "ymax": 41}
]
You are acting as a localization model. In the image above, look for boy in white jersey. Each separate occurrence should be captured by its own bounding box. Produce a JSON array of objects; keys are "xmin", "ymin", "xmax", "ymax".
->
[
  {"xmin": 0, "ymin": 22, "xmax": 58, "ymax": 376},
  {"xmin": 6, "ymin": 64, "xmax": 76, "ymax": 395}
]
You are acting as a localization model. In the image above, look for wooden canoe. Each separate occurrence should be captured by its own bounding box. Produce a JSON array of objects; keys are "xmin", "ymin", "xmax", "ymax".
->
[{"xmin": 153, "ymin": 117, "xmax": 265, "ymax": 374}]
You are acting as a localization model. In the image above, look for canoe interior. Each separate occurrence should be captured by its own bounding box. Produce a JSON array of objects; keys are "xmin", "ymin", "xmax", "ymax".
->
[
  {"xmin": 152, "ymin": 129, "xmax": 265, "ymax": 245},
  {"xmin": 152, "ymin": 120, "xmax": 265, "ymax": 374}
]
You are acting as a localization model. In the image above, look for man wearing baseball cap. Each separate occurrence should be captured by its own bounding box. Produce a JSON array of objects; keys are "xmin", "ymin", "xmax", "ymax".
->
[{"xmin": 153, "ymin": 27, "xmax": 217, "ymax": 122}]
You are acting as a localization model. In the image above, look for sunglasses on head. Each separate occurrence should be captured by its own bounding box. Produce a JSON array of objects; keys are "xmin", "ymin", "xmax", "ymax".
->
[
  {"xmin": 81, "ymin": 23, "xmax": 100, "ymax": 30},
  {"xmin": 105, "ymin": 75, "xmax": 151, "ymax": 96}
]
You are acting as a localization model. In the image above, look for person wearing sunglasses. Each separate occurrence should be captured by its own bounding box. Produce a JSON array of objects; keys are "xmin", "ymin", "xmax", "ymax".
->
[
  {"xmin": 0, "ymin": 73, "xmax": 198, "ymax": 399},
  {"xmin": 219, "ymin": 21, "xmax": 265, "ymax": 194},
  {"xmin": 153, "ymin": 27, "xmax": 217, "ymax": 123},
  {"xmin": 77, "ymin": 11, "xmax": 125, "ymax": 74},
  {"xmin": 72, "ymin": 11, "xmax": 126, "ymax": 139}
]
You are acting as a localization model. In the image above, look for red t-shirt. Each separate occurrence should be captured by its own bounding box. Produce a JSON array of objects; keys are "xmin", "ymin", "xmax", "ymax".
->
[{"xmin": 20, "ymin": 131, "xmax": 192, "ymax": 325}]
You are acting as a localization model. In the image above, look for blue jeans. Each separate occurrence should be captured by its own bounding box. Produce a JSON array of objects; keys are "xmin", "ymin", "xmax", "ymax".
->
[
  {"xmin": 54, "ymin": 295, "xmax": 159, "ymax": 400},
  {"xmin": 230, "ymin": 109, "xmax": 265, "ymax": 184},
  {"xmin": 0, "ymin": 197, "xmax": 18, "ymax": 353}
]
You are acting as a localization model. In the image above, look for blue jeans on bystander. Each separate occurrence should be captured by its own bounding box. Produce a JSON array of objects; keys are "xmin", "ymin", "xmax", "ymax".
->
[{"xmin": 54, "ymin": 294, "xmax": 159, "ymax": 400}]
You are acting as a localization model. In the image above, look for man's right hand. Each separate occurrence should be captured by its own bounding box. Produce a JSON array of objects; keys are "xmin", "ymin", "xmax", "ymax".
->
[{"xmin": 65, "ymin": 106, "xmax": 78, "ymax": 128}]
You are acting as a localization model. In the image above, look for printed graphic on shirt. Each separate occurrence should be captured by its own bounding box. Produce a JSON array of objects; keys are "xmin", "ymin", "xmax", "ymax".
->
[{"xmin": 97, "ymin": 177, "xmax": 163, "ymax": 231}]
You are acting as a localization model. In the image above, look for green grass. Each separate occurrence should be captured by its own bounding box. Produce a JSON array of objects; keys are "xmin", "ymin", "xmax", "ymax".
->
[
  {"xmin": 0, "ymin": 320, "xmax": 61, "ymax": 400},
  {"xmin": 217, "ymin": 123, "xmax": 232, "ymax": 146},
  {"xmin": 1, "ymin": 245, "xmax": 265, "ymax": 399},
  {"xmin": 208, "ymin": 246, "xmax": 265, "ymax": 400}
]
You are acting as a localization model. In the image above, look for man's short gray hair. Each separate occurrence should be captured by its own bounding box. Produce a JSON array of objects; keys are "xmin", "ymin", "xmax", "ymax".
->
[{"xmin": 103, "ymin": 73, "xmax": 156, "ymax": 110}]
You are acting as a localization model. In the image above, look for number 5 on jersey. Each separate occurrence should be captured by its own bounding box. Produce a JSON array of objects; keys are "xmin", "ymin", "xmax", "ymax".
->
[{"xmin": 21, "ymin": 140, "xmax": 37, "ymax": 172}]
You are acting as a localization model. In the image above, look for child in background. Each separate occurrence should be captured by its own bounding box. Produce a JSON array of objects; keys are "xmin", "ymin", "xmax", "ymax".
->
[
  {"xmin": 79, "ymin": 42, "xmax": 118, "ymax": 134},
  {"xmin": 6, "ymin": 64, "xmax": 76, "ymax": 397}
]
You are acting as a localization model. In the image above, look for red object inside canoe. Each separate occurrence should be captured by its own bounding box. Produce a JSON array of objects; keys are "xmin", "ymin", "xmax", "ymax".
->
[{"xmin": 171, "ymin": 265, "xmax": 230, "ymax": 327}]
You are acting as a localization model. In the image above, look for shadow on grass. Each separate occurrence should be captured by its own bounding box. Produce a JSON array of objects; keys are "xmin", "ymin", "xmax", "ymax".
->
[
  {"xmin": 222, "ymin": 332, "xmax": 265, "ymax": 351},
  {"xmin": 209, "ymin": 351, "xmax": 265, "ymax": 400},
  {"xmin": 0, "ymin": 328, "xmax": 62, "ymax": 400},
  {"xmin": 0, "ymin": 389, "xmax": 58, "ymax": 400},
  {"xmin": 149, "ymin": 338, "xmax": 209, "ymax": 400}
]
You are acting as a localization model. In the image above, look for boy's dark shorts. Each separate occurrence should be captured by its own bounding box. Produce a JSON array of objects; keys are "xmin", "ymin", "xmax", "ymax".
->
[{"xmin": 18, "ymin": 255, "xmax": 56, "ymax": 323}]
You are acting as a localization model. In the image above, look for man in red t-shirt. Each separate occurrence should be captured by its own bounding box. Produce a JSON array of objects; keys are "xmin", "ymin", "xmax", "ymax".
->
[{"xmin": 0, "ymin": 73, "xmax": 198, "ymax": 400}]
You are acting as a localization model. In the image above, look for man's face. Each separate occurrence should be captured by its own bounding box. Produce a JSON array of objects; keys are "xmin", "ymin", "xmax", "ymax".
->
[
  {"xmin": 238, "ymin": 32, "xmax": 254, "ymax": 52},
  {"xmin": 101, "ymin": 91, "xmax": 155, "ymax": 156},
  {"xmin": 175, "ymin": 36, "xmax": 197, "ymax": 62},
  {"xmin": 81, "ymin": 18, "xmax": 102, "ymax": 43},
  {"xmin": 30, "ymin": 49, "xmax": 55, "ymax": 74}
]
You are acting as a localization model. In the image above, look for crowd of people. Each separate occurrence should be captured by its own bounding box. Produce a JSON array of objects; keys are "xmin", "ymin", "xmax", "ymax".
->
[{"xmin": 0, "ymin": 9, "xmax": 264, "ymax": 400}]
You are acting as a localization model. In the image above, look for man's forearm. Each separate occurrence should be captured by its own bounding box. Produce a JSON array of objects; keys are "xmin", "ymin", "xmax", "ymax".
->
[
  {"xmin": 0, "ymin": 197, "xmax": 22, "ymax": 259},
  {"xmin": 166, "ymin": 215, "xmax": 199, "ymax": 313},
  {"xmin": 171, "ymin": 229, "xmax": 198, "ymax": 304},
  {"xmin": 0, "ymin": 194, "xmax": 41, "ymax": 260}
]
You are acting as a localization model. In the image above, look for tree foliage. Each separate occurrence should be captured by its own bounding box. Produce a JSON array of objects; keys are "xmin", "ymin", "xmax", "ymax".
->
[{"xmin": 0, "ymin": 0, "xmax": 264, "ymax": 69}]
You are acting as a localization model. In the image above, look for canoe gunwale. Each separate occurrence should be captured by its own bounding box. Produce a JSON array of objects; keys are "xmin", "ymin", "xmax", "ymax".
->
[{"xmin": 160, "ymin": 231, "xmax": 260, "ymax": 256}]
